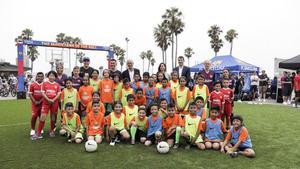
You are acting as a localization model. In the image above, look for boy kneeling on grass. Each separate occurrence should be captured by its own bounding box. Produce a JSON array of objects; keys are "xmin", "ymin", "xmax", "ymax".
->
[
  {"xmin": 59, "ymin": 102, "xmax": 84, "ymax": 144},
  {"xmin": 106, "ymin": 102, "xmax": 130, "ymax": 146},
  {"xmin": 220, "ymin": 115, "xmax": 255, "ymax": 158}
]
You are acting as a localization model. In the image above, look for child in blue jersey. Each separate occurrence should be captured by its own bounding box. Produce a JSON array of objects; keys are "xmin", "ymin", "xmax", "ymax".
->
[
  {"xmin": 145, "ymin": 103, "xmax": 163, "ymax": 146},
  {"xmin": 202, "ymin": 107, "xmax": 227, "ymax": 150},
  {"xmin": 195, "ymin": 96, "xmax": 207, "ymax": 121},
  {"xmin": 221, "ymin": 115, "xmax": 255, "ymax": 158},
  {"xmin": 158, "ymin": 78, "xmax": 172, "ymax": 105}
]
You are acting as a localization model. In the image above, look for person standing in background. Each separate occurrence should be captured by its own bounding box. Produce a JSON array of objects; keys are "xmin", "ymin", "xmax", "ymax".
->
[
  {"xmin": 198, "ymin": 60, "xmax": 215, "ymax": 92},
  {"xmin": 258, "ymin": 70, "xmax": 269, "ymax": 102}
]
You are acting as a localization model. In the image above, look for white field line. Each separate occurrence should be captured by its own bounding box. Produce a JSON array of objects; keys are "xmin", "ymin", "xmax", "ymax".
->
[{"xmin": 0, "ymin": 122, "xmax": 28, "ymax": 127}]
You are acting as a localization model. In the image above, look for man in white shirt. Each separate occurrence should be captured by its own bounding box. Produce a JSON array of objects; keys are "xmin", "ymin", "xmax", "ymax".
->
[
  {"xmin": 173, "ymin": 56, "xmax": 191, "ymax": 84},
  {"xmin": 249, "ymin": 71, "xmax": 259, "ymax": 103},
  {"xmin": 121, "ymin": 59, "xmax": 140, "ymax": 82}
]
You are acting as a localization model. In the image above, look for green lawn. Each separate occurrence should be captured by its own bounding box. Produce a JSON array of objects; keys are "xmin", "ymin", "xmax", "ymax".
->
[{"xmin": 0, "ymin": 100, "xmax": 299, "ymax": 169}]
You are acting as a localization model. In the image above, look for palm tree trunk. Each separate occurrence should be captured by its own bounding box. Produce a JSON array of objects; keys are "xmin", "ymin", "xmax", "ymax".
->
[
  {"xmin": 148, "ymin": 59, "xmax": 151, "ymax": 72},
  {"xmin": 171, "ymin": 33, "xmax": 174, "ymax": 69},
  {"xmin": 165, "ymin": 50, "xmax": 167, "ymax": 68},
  {"xmin": 188, "ymin": 58, "xmax": 190, "ymax": 67},
  {"xmin": 215, "ymin": 51, "xmax": 217, "ymax": 56},
  {"xmin": 161, "ymin": 49, "xmax": 164, "ymax": 64},
  {"xmin": 175, "ymin": 35, "xmax": 178, "ymax": 67},
  {"xmin": 75, "ymin": 49, "xmax": 78, "ymax": 66},
  {"xmin": 230, "ymin": 41, "xmax": 233, "ymax": 55},
  {"xmin": 31, "ymin": 60, "xmax": 33, "ymax": 74},
  {"xmin": 142, "ymin": 59, "xmax": 145, "ymax": 73}
]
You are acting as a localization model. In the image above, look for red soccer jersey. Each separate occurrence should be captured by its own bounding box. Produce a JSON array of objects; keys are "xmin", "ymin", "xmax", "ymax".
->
[
  {"xmin": 29, "ymin": 82, "xmax": 43, "ymax": 101},
  {"xmin": 209, "ymin": 91, "xmax": 225, "ymax": 108},
  {"xmin": 294, "ymin": 75, "xmax": 300, "ymax": 91},
  {"xmin": 221, "ymin": 88, "xmax": 234, "ymax": 104},
  {"xmin": 41, "ymin": 81, "xmax": 61, "ymax": 99}
]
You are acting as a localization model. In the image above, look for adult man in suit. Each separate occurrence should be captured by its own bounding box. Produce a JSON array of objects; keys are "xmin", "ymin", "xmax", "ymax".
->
[
  {"xmin": 173, "ymin": 56, "xmax": 191, "ymax": 83},
  {"xmin": 122, "ymin": 59, "xmax": 140, "ymax": 82}
]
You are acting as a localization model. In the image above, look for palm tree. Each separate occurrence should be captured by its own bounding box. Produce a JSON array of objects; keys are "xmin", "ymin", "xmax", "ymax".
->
[
  {"xmin": 162, "ymin": 7, "xmax": 184, "ymax": 69},
  {"xmin": 174, "ymin": 18, "xmax": 185, "ymax": 67},
  {"xmin": 146, "ymin": 50, "xmax": 153, "ymax": 72},
  {"xmin": 27, "ymin": 46, "xmax": 39, "ymax": 73},
  {"xmin": 225, "ymin": 29, "xmax": 238, "ymax": 55},
  {"xmin": 139, "ymin": 51, "xmax": 147, "ymax": 73},
  {"xmin": 208, "ymin": 25, "xmax": 223, "ymax": 56},
  {"xmin": 184, "ymin": 47, "xmax": 194, "ymax": 66},
  {"xmin": 56, "ymin": 33, "xmax": 66, "ymax": 43},
  {"xmin": 76, "ymin": 52, "xmax": 85, "ymax": 65},
  {"xmin": 153, "ymin": 22, "xmax": 170, "ymax": 64},
  {"xmin": 150, "ymin": 58, "xmax": 156, "ymax": 74}
]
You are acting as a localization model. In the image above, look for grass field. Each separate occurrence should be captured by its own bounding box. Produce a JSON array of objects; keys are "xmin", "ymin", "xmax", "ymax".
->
[{"xmin": 0, "ymin": 100, "xmax": 300, "ymax": 169}]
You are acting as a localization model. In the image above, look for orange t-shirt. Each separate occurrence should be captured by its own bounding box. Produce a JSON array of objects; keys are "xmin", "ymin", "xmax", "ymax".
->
[
  {"xmin": 225, "ymin": 127, "xmax": 249, "ymax": 142},
  {"xmin": 135, "ymin": 95, "xmax": 147, "ymax": 106},
  {"xmin": 77, "ymin": 85, "xmax": 94, "ymax": 106},
  {"xmin": 62, "ymin": 113, "xmax": 81, "ymax": 126},
  {"xmin": 98, "ymin": 78, "xmax": 114, "ymax": 103},
  {"xmin": 86, "ymin": 101, "xmax": 105, "ymax": 115},
  {"xmin": 163, "ymin": 114, "xmax": 183, "ymax": 130},
  {"xmin": 85, "ymin": 112, "xmax": 105, "ymax": 136}
]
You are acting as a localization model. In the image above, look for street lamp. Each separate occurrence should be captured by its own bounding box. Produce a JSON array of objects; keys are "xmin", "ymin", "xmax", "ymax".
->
[{"xmin": 125, "ymin": 37, "xmax": 129, "ymax": 60}]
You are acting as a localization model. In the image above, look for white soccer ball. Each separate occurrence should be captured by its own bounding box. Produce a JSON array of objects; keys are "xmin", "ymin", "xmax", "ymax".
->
[
  {"xmin": 85, "ymin": 140, "xmax": 98, "ymax": 152},
  {"xmin": 157, "ymin": 141, "xmax": 170, "ymax": 154}
]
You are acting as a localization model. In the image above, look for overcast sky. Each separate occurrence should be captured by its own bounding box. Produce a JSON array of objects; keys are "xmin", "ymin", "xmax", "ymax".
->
[{"xmin": 1, "ymin": 0, "xmax": 299, "ymax": 77}]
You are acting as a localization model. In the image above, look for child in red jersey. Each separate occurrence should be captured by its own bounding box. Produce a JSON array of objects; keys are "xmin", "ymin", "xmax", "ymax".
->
[
  {"xmin": 28, "ymin": 72, "xmax": 44, "ymax": 136},
  {"xmin": 220, "ymin": 79, "xmax": 234, "ymax": 129},
  {"xmin": 209, "ymin": 81, "xmax": 225, "ymax": 119},
  {"xmin": 31, "ymin": 70, "xmax": 61, "ymax": 140}
]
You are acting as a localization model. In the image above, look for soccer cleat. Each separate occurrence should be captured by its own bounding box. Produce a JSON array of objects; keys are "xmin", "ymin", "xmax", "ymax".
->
[
  {"xmin": 131, "ymin": 139, "xmax": 135, "ymax": 145},
  {"xmin": 41, "ymin": 130, "xmax": 44, "ymax": 134},
  {"xmin": 68, "ymin": 139, "xmax": 72, "ymax": 143},
  {"xmin": 173, "ymin": 144, "xmax": 179, "ymax": 149},
  {"xmin": 237, "ymin": 100, "xmax": 242, "ymax": 103},
  {"xmin": 230, "ymin": 152, "xmax": 238, "ymax": 158},
  {"xmin": 30, "ymin": 129, "xmax": 35, "ymax": 136},
  {"xmin": 31, "ymin": 133, "xmax": 43, "ymax": 140},
  {"xmin": 114, "ymin": 136, "xmax": 120, "ymax": 143},
  {"xmin": 110, "ymin": 139, "xmax": 116, "ymax": 146},
  {"xmin": 49, "ymin": 131, "xmax": 56, "ymax": 137}
]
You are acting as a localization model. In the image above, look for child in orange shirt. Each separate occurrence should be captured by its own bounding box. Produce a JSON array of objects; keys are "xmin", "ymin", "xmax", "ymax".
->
[
  {"xmin": 98, "ymin": 69, "xmax": 114, "ymax": 116},
  {"xmin": 106, "ymin": 102, "xmax": 130, "ymax": 146},
  {"xmin": 163, "ymin": 104, "xmax": 183, "ymax": 149},
  {"xmin": 77, "ymin": 76, "xmax": 94, "ymax": 118},
  {"xmin": 130, "ymin": 105, "xmax": 148, "ymax": 145},
  {"xmin": 85, "ymin": 92, "xmax": 105, "ymax": 115},
  {"xmin": 201, "ymin": 107, "xmax": 227, "ymax": 150},
  {"xmin": 59, "ymin": 102, "xmax": 84, "ymax": 144},
  {"xmin": 85, "ymin": 101, "xmax": 106, "ymax": 144},
  {"xmin": 134, "ymin": 88, "xmax": 146, "ymax": 106},
  {"xmin": 221, "ymin": 115, "xmax": 255, "ymax": 158},
  {"xmin": 119, "ymin": 78, "xmax": 134, "ymax": 106},
  {"xmin": 158, "ymin": 98, "xmax": 168, "ymax": 119}
]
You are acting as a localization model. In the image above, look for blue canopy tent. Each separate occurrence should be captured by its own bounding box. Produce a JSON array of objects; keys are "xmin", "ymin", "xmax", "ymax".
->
[{"xmin": 191, "ymin": 55, "xmax": 259, "ymax": 74}]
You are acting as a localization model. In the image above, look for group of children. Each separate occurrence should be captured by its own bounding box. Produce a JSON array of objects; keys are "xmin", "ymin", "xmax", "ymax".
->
[{"xmin": 28, "ymin": 68, "xmax": 255, "ymax": 158}]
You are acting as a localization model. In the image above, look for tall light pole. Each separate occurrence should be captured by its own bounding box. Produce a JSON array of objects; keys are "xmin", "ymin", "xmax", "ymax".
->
[{"xmin": 125, "ymin": 37, "xmax": 129, "ymax": 60}]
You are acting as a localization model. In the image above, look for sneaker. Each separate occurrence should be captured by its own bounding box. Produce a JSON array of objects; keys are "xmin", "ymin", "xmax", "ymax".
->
[
  {"xmin": 49, "ymin": 131, "xmax": 56, "ymax": 137},
  {"xmin": 110, "ymin": 140, "xmax": 116, "ymax": 146},
  {"xmin": 185, "ymin": 144, "xmax": 191, "ymax": 150},
  {"xmin": 287, "ymin": 100, "xmax": 291, "ymax": 105},
  {"xmin": 68, "ymin": 139, "xmax": 72, "ymax": 143},
  {"xmin": 283, "ymin": 102, "xmax": 287, "ymax": 105},
  {"xmin": 230, "ymin": 152, "xmax": 238, "ymax": 158},
  {"xmin": 237, "ymin": 100, "xmax": 242, "ymax": 103},
  {"xmin": 263, "ymin": 99, "xmax": 266, "ymax": 102},
  {"xmin": 292, "ymin": 104, "xmax": 296, "ymax": 108},
  {"xmin": 41, "ymin": 130, "xmax": 44, "ymax": 134},
  {"xmin": 31, "ymin": 133, "xmax": 43, "ymax": 140},
  {"xmin": 248, "ymin": 101, "xmax": 253, "ymax": 104},
  {"xmin": 30, "ymin": 129, "xmax": 35, "ymax": 136},
  {"xmin": 131, "ymin": 139, "xmax": 135, "ymax": 145},
  {"xmin": 258, "ymin": 98, "xmax": 261, "ymax": 102},
  {"xmin": 173, "ymin": 144, "xmax": 179, "ymax": 149}
]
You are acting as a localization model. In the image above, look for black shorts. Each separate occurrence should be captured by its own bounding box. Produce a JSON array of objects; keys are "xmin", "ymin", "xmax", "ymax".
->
[
  {"xmin": 146, "ymin": 134, "xmax": 156, "ymax": 142},
  {"xmin": 134, "ymin": 129, "xmax": 146, "ymax": 140},
  {"xmin": 295, "ymin": 90, "xmax": 300, "ymax": 97},
  {"xmin": 250, "ymin": 85, "xmax": 257, "ymax": 93},
  {"xmin": 166, "ymin": 132, "xmax": 176, "ymax": 140},
  {"xmin": 282, "ymin": 87, "xmax": 292, "ymax": 96}
]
